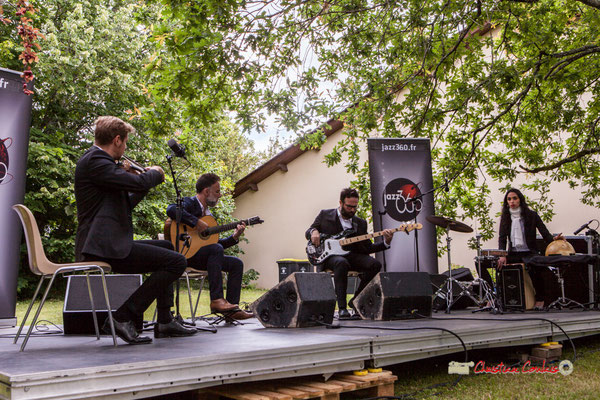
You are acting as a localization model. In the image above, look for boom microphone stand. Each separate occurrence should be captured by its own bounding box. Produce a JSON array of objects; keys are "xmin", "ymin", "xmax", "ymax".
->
[
  {"xmin": 166, "ymin": 152, "xmax": 216, "ymax": 333},
  {"xmin": 378, "ymin": 210, "xmax": 388, "ymax": 272},
  {"xmin": 166, "ymin": 153, "xmax": 190, "ymax": 319},
  {"xmin": 406, "ymin": 180, "xmax": 449, "ymax": 272}
]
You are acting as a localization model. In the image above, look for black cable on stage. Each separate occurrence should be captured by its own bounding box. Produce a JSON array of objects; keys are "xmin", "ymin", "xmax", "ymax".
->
[
  {"xmin": 316, "ymin": 320, "xmax": 468, "ymax": 399},
  {"xmin": 0, "ymin": 320, "xmax": 63, "ymax": 338},
  {"xmin": 417, "ymin": 314, "xmax": 577, "ymax": 361}
]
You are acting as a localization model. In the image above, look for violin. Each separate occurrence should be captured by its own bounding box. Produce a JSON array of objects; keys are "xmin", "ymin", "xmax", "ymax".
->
[{"xmin": 117, "ymin": 155, "xmax": 146, "ymax": 174}]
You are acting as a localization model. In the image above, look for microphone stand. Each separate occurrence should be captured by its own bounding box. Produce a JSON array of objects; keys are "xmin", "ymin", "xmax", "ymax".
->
[
  {"xmin": 166, "ymin": 154, "xmax": 215, "ymax": 333},
  {"xmin": 378, "ymin": 210, "xmax": 388, "ymax": 272},
  {"xmin": 166, "ymin": 154, "xmax": 186, "ymax": 319},
  {"xmin": 406, "ymin": 180, "xmax": 448, "ymax": 273}
]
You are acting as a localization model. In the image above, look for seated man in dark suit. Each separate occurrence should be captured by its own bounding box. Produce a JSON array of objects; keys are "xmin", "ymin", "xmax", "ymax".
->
[
  {"xmin": 75, "ymin": 116, "xmax": 196, "ymax": 345},
  {"xmin": 306, "ymin": 188, "xmax": 394, "ymax": 319},
  {"xmin": 166, "ymin": 173, "xmax": 252, "ymax": 320}
]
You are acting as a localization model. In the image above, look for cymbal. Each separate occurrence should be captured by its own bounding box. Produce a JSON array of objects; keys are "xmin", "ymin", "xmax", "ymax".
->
[{"xmin": 426, "ymin": 215, "xmax": 473, "ymax": 233}]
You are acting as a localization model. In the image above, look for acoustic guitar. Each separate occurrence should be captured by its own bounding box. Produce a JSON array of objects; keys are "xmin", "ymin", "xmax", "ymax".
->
[{"xmin": 164, "ymin": 215, "xmax": 264, "ymax": 259}]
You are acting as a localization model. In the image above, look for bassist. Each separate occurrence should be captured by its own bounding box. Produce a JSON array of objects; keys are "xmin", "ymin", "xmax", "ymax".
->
[
  {"xmin": 306, "ymin": 188, "xmax": 394, "ymax": 319},
  {"xmin": 166, "ymin": 173, "xmax": 253, "ymax": 320}
]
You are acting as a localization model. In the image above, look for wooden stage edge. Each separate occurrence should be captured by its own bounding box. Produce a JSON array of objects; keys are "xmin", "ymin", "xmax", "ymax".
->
[{"xmin": 1, "ymin": 309, "xmax": 600, "ymax": 400}]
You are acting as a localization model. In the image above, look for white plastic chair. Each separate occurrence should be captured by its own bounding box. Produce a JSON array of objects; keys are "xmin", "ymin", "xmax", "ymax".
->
[{"xmin": 12, "ymin": 204, "xmax": 118, "ymax": 351}]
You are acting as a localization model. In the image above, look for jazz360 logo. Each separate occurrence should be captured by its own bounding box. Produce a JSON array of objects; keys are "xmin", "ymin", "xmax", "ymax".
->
[{"xmin": 383, "ymin": 178, "xmax": 422, "ymax": 222}]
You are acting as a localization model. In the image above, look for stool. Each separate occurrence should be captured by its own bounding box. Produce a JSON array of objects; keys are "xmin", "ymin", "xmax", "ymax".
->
[
  {"xmin": 182, "ymin": 268, "xmax": 208, "ymax": 323},
  {"xmin": 321, "ymin": 269, "xmax": 361, "ymax": 294}
]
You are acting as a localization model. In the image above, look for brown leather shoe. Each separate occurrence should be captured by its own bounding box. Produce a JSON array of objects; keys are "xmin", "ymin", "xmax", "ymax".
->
[
  {"xmin": 210, "ymin": 298, "xmax": 238, "ymax": 313},
  {"xmin": 229, "ymin": 310, "xmax": 254, "ymax": 320}
]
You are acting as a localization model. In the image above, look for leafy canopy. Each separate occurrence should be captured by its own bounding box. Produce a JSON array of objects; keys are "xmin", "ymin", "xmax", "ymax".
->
[{"xmin": 152, "ymin": 0, "xmax": 600, "ymax": 241}]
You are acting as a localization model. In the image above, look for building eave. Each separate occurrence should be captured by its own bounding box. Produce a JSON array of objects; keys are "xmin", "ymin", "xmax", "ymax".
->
[{"xmin": 233, "ymin": 119, "xmax": 344, "ymax": 198}]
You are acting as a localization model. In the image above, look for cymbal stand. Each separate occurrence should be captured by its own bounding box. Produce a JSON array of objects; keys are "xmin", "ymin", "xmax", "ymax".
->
[
  {"xmin": 475, "ymin": 234, "xmax": 483, "ymax": 300},
  {"xmin": 443, "ymin": 228, "xmax": 456, "ymax": 313}
]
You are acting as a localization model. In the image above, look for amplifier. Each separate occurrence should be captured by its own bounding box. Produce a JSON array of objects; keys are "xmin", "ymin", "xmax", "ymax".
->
[{"xmin": 63, "ymin": 274, "xmax": 142, "ymax": 334}]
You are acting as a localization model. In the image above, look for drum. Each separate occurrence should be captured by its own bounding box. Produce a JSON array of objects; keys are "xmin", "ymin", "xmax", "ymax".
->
[
  {"xmin": 482, "ymin": 249, "xmax": 508, "ymax": 257},
  {"xmin": 499, "ymin": 263, "xmax": 535, "ymax": 310}
]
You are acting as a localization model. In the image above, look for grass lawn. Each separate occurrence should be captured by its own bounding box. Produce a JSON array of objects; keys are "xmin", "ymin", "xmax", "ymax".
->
[
  {"xmin": 14, "ymin": 286, "xmax": 267, "ymax": 327},
  {"xmin": 389, "ymin": 334, "xmax": 600, "ymax": 399},
  {"xmin": 14, "ymin": 290, "xmax": 600, "ymax": 399}
]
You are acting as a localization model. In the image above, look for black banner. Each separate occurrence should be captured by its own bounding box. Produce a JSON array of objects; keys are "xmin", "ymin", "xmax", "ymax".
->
[
  {"xmin": 0, "ymin": 68, "xmax": 33, "ymax": 326},
  {"xmin": 368, "ymin": 138, "xmax": 438, "ymax": 273}
]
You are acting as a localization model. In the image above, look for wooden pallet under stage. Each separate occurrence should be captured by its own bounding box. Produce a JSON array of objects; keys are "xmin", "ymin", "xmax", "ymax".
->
[{"xmin": 199, "ymin": 370, "xmax": 397, "ymax": 400}]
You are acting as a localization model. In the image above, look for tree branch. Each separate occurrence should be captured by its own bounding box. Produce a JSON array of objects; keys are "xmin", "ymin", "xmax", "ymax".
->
[
  {"xmin": 520, "ymin": 147, "xmax": 600, "ymax": 173},
  {"xmin": 573, "ymin": 0, "xmax": 600, "ymax": 10}
]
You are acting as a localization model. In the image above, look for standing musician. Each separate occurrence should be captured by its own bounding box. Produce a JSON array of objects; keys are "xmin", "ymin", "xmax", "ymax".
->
[
  {"xmin": 75, "ymin": 116, "xmax": 196, "ymax": 345},
  {"xmin": 497, "ymin": 188, "xmax": 564, "ymax": 310},
  {"xmin": 166, "ymin": 173, "xmax": 253, "ymax": 320},
  {"xmin": 306, "ymin": 188, "xmax": 394, "ymax": 319}
]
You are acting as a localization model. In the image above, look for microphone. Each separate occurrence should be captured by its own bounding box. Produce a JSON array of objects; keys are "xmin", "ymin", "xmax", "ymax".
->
[
  {"xmin": 574, "ymin": 220, "xmax": 593, "ymax": 235},
  {"xmin": 167, "ymin": 139, "xmax": 186, "ymax": 159}
]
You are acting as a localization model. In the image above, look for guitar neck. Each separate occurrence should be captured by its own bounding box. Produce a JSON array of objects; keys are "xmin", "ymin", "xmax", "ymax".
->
[
  {"xmin": 205, "ymin": 220, "xmax": 246, "ymax": 236},
  {"xmin": 339, "ymin": 225, "xmax": 410, "ymax": 246}
]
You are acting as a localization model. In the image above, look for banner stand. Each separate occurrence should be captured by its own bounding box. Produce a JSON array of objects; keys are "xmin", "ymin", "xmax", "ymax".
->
[
  {"xmin": 368, "ymin": 138, "xmax": 438, "ymax": 274},
  {"xmin": 0, "ymin": 68, "xmax": 34, "ymax": 326}
]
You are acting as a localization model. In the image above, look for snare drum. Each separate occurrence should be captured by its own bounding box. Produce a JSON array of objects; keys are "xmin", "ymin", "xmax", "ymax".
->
[{"xmin": 481, "ymin": 249, "xmax": 508, "ymax": 257}]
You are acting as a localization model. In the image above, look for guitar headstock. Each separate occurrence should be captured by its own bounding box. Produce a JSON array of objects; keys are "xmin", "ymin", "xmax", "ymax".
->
[
  {"xmin": 398, "ymin": 223, "xmax": 423, "ymax": 232},
  {"xmin": 246, "ymin": 216, "xmax": 264, "ymax": 226}
]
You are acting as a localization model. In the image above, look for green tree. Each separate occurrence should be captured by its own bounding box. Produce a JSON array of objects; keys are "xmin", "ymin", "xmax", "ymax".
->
[{"xmin": 152, "ymin": 0, "xmax": 600, "ymax": 241}]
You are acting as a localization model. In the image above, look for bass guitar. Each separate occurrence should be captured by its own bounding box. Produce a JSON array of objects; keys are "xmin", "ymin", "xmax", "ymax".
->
[
  {"xmin": 305, "ymin": 223, "xmax": 423, "ymax": 265},
  {"xmin": 164, "ymin": 215, "xmax": 264, "ymax": 259}
]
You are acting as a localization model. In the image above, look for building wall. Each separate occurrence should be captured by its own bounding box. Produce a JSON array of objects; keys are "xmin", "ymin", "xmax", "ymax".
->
[
  {"xmin": 234, "ymin": 130, "xmax": 600, "ymax": 289},
  {"xmin": 233, "ymin": 130, "xmax": 367, "ymax": 289}
]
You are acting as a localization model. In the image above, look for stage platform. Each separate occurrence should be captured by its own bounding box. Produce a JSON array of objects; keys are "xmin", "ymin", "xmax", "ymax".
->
[{"xmin": 1, "ymin": 309, "xmax": 600, "ymax": 400}]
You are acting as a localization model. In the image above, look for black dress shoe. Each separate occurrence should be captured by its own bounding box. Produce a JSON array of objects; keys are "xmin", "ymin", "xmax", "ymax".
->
[
  {"xmin": 154, "ymin": 319, "xmax": 198, "ymax": 338},
  {"xmin": 338, "ymin": 308, "xmax": 352, "ymax": 320},
  {"xmin": 103, "ymin": 317, "xmax": 152, "ymax": 345}
]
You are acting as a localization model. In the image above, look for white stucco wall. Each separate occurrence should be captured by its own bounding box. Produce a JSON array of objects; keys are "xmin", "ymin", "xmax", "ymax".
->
[{"xmin": 234, "ymin": 130, "xmax": 600, "ymax": 289}]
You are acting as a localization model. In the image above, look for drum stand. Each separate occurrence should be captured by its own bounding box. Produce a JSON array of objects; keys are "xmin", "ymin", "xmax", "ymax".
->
[
  {"xmin": 547, "ymin": 265, "xmax": 585, "ymax": 310},
  {"xmin": 472, "ymin": 235, "xmax": 502, "ymax": 314},
  {"xmin": 439, "ymin": 229, "xmax": 480, "ymax": 313}
]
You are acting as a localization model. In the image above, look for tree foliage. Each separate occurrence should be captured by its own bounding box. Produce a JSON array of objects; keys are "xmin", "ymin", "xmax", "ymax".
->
[
  {"xmin": 152, "ymin": 0, "xmax": 600, "ymax": 241},
  {"xmin": 0, "ymin": 0, "xmax": 268, "ymax": 297}
]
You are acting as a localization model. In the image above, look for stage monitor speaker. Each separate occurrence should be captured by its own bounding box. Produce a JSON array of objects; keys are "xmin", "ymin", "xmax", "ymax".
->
[
  {"xmin": 354, "ymin": 272, "xmax": 432, "ymax": 320},
  {"xmin": 251, "ymin": 272, "xmax": 336, "ymax": 328},
  {"xmin": 63, "ymin": 274, "xmax": 142, "ymax": 335}
]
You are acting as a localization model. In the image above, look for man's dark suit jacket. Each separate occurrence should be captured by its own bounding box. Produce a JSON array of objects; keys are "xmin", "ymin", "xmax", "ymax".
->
[
  {"xmin": 498, "ymin": 208, "xmax": 553, "ymax": 253},
  {"xmin": 305, "ymin": 208, "xmax": 387, "ymax": 255},
  {"xmin": 166, "ymin": 196, "xmax": 237, "ymax": 249},
  {"xmin": 75, "ymin": 146, "xmax": 163, "ymax": 261}
]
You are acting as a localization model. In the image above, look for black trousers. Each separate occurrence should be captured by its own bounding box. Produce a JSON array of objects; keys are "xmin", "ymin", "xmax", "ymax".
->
[
  {"xmin": 84, "ymin": 240, "xmax": 186, "ymax": 318},
  {"xmin": 323, "ymin": 253, "xmax": 381, "ymax": 309},
  {"xmin": 507, "ymin": 251, "xmax": 547, "ymax": 302},
  {"xmin": 187, "ymin": 243, "xmax": 244, "ymax": 304}
]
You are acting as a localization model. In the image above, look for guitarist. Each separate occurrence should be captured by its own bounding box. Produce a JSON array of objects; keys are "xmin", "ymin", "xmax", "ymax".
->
[
  {"xmin": 306, "ymin": 188, "xmax": 394, "ymax": 320},
  {"xmin": 166, "ymin": 173, "xmax": 253, "ymax": 320}
]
